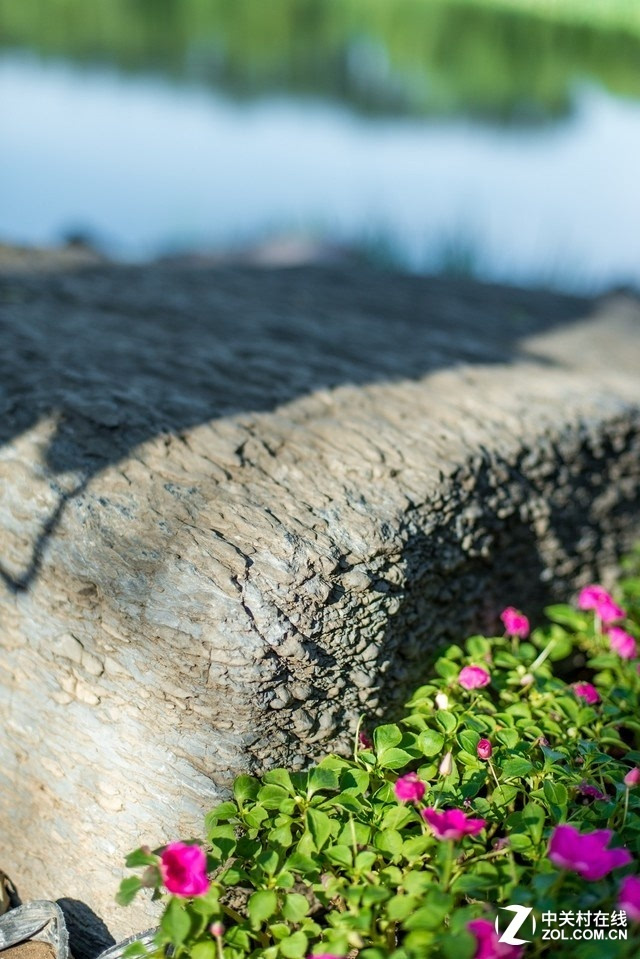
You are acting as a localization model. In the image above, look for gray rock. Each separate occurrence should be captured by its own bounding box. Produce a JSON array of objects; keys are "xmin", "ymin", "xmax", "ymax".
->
[{"xmin": 0, "ymin": 253, "xmax": 639, "ymax": 935}]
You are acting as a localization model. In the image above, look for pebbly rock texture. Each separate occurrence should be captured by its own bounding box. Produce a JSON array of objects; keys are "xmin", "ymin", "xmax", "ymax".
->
[{"xmin": 1, "ymin": 252, "xmax": 640, "ymax": 937}]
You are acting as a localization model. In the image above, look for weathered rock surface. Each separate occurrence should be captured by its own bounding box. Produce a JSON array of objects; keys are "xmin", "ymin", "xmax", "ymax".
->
[{"xmin": 1, "ymin": 254, "xmax": 640, "ymax": 936}]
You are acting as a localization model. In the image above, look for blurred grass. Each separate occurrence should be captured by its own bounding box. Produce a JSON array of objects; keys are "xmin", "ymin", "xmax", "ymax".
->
[
  {"xmin": 1, "ymin": 0, "xmax": 640, "ymax": 120},
  {"xmin": 451, "ymin": 0, "xmax": 640, "ymax": 34}
]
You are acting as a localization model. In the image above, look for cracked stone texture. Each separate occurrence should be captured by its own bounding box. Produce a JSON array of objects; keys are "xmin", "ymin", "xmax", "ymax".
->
[{"xmin": 1, "ymin": 253, "xmax": 640, "ymax": 938}]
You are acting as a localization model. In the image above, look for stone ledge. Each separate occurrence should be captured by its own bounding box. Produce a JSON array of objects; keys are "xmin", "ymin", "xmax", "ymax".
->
[{"xmin": 0, "ymin": 256, "xmax": 639, "ymax": 934}]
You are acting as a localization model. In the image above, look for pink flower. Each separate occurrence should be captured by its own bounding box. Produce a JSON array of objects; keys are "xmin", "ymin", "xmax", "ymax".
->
[
  {"xmin": 578, "ymin": 585, "xmax": 625, "ymax": 624},
  {"xmin": 619, "ymin": 876, "xmax": 640, "ymax": 922},
  {"xmin": 500, "ymin": 607, "xmax": 530, "ymax": 639},
  {"xmin": 422, "ymin": 807, "xmax": 486, "ymax": 840},
  {"xmin": 548, "ymin": 825, "xmax": 632, "ymax": 880},
  {"xmin": 477, "ymin": 739, "xmax": 493, "ymax": 760},
  {"xmin": 573, "ymin": 682, "xmax": 600, "ymax": 705},
  {"xmin": 358, "ymin": 731, "xmax": 373, "ymax": 749},
  {"xmin": 459, "ymin": 665, "xmax": 491, "ymax": 690},
  {"xmin": 394, "ymin": 772, "xmax": 425, "ymax": 803},
  {"xmin": 160, "ymin": 842, "xmax": 210, "ymax": 897},
  {"xmin": 308, "ymin": 955, "xmax": 344, "ymax": 959},
  {"xmin": 467, "ymin": 918, "xmax": 523, "ymax": 959},
  {"xmin": 210, "ymin": 922, "xmax": 225, "ymax": 938},
  {"xmin": 577, "ymin": 781, "xmax": 607, "ymax": 801},
  {"xmin": 607, "ymin": 626, "xmax": 638, "ymax": 660},
  {"xmin": 624, "ymin": 768, "xmax": 640, "ymax": 788}
]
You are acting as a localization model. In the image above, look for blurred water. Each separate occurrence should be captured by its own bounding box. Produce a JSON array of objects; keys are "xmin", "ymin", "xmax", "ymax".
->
[{"xmin": 2, "ymin": 51, "xmax": 639, "ymax": 291}]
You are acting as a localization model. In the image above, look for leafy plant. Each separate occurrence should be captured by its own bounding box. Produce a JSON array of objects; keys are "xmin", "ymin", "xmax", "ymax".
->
[{"xmin": 120, "ymin": 561, "xmax": 640, "ymax": 957}]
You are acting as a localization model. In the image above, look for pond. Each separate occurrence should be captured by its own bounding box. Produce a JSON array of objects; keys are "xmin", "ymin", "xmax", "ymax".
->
[{"xmin": 2, "ymin": 0, "xmax": 640, "ymax": 292}]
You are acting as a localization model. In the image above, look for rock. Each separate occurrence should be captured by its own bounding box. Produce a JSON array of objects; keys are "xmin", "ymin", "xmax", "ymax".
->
[{"xmin": 1, "ymin": 252, "xmax": 640, "ymax": 934}]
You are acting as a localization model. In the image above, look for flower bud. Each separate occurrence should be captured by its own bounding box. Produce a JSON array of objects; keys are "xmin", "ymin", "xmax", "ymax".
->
[
  {"xmin": 435, "ymin": 692, "xmax": 449, "ymax": 709},
  {"xmin": 210, "ymin": 922, "xmax": 225, "ymax": 939},
  {"xmin": 624, "ymin": 767, "xmax": 640, "ymax": 788},
  {"xmin": 439, "ymin": 750, "xmax": 453, "ymax": 776},
  {"xmin": 141, "ymin": 866, "xmax": 160, "ymax": 888},
  {"xmin": 477, "ymin": 739, "xmax": 492, "ymax": 760}
]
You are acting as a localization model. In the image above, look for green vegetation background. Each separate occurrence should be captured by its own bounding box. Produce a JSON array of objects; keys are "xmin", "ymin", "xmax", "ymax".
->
[{"xmin": 1, "ymin": 0, "xmax": 640, "ymax": 120}]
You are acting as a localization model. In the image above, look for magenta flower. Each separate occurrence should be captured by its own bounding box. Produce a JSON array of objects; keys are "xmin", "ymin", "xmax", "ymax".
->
[
  {"xmin": 467, "ymin": 918, "xmax": 523, "ymax": 959},
  {"xmin": 624, "ymin": 768, "xmax": 640, "ymax": 788},
  {"xmin": 477, "ymin": 739, "xmax": 493, "ymax": 760},
  {"xmin": 308, "ymin": 955, "xmax": 345, "ymax": 959},
  {"xmin": 358, "ymin": 730, "xmax": 373, "ymax": 749},
  {"xmin": 160, "ymin": 842, "xmax": 210, "ymax": 897},
  {"xmin": 578, "ymin": 585, "xmax": 625, "ymax": 624},
  {"xmin": 394, "ymin": 772, "xmax": 425, "ymax": 803},
  {"xmin": 459, "ymin": 665, "xmax": 491, "ymax": 690},
  {"xmin": 619, "ymin": 876, "xmax": 640, "ymax": 922},
  {"xmin": 422, "ymin": 807, "xmax": 486, "ymax": 840},
  {"xmin": 577, "ymin": 781, "xmax": 607, "ymax": 801},
  {"xmin": 500, "ymin": 607, "xmax": 530, "ymax": 639},
  {"xmin": 548, "ymin": 825, "xmax": 632, "ymax": 880},
  {"xmin": 209, "ymin": 922, "xmax": 225, "ymax": 938},
  {"xmin": 573, "ymin": 682, "xmax": 600, "ymax": 705},
  {"xmin": 607, "ymin": 626, "xmax": 638, "ymax": 660}
]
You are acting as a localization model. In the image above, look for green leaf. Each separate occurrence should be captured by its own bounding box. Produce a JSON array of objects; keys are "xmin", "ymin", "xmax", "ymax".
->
[
  {"xmin": 381, "ymin": 804, "xmax": 414, "ymax": 830},
  {"xmin": 325, "ymin": 844, "xmax": 353, "ymax": 868},
  {"xmin": 509, "ymin": 832, "xmax": 533, "ymax": 852},
  {"xmin": 492, "ymin": 784, "xmax": 519, "ymax": 807},
  {"xmin": 501, "ymin": 757, "xmax": 534, "ymax": 779},
  {"xmin": 124, "ymin": 848, "xmax": 158, "ymax": 869},
  {"xmin": 122, "ymin": 944, "xmax": 147, "ymax": 959},
  {"xmin": 458, "ymin": 730, "xmax": 480, "ymax": 753},
  {"xmin": 466, "ymin": 635, "xmax": 491, "ymax": 657},
  {"xmin": 282, "ymin": 893, "xmax": 309, "ymax": 922},
  {"xmin": 307, "ymin": 766, "xmax": 340, "ymax": 796},
  {"xmin": 374, "ymin": 724, "xmax": 403, "ymax": 752},
  {"xmin": 279, "ymin": 931, "xmax": 308, "ymax": 958},
  {"xmin": 543, "ymin": 780, "xmax": 568, "ymax": 807},
  {"xmin": 204, "ymin": 802, "xmax": 237, "ymax": 831},
  {"xmin": 435, "ymin": 658, "xmax": 460, "ymax": 680},
  {"xmin": 520, "ymin": 801, "xmax": 546, "ymax": 843},
  {"xmin": 264, "ymin": 768, "xmax": 295, "ymax": 793},
  {"xmin": 233, "ymin": 774, "xmax": 260, "ymax": 804},
  {"xmin": 496, "ymin": 729, "xmax": 519, "ymax": 749},
  {"xmin": 225, "ymin": 927, "xmax": 251, "ymax": 949},
  {"xmin": 374, "ymin": 829, "xmax": 404, "ymax": 858},
  {"xmin": 544, "ymin": 605, "xmax": 588, "ymax": 629},
  {"xmin": 386, "ymin": 893, "xmax": 421, "ymax": 921},
  {"xmin": 248, "ymin": 889, "xmax": 278, "ymax": 926},
  {"xmin": 207, "ymin": 824, "xmax": 236, "ymax": 859},
  {"xmin": 258, "ymin": 784, "xmax": 290, "ymax": 808},
  {"xmin": 191, "ymin": 943, "xmax": 216, "ymax": 959},
  {"xmin": 377, "ymin": 747, "xmax": 414, "ymax": 769},
  {"xmin": 418, "ymin": 728, "xmax": 445, "ymax": 757},
  {"xmin": 435, "ymin": 710, "xmax": 457, "ymax": 734},
  {"xmin": 341, "ymin": 767, "xmax": 370, "ymax": 794},
  {"xmin": 116, "ymin": 876, "xmax": 142, "ymax": 907},
  {"xmin": 403, "ymin": 890, "xmax": 452, "ymax": 930},
  {"xmin": 161, "ymin": 899, "xmax": 191, "ymax": 946},
  {"xmin": 306, "ymin": 808, "xmax": 333, "ymax": 850},
  {"xmin": 285, "ymin": 852, "xmax": 320, "ymax": 877},
  {"xmin": 442, "ymin": 930, "xmax": 476, "ymax": 959},
  {"xmin": 256, "ymin": 849, "xmax": 280, "ymax": 875}
]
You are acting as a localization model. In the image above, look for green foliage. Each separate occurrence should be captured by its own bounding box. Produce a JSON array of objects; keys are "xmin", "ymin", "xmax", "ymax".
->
[
  {"xmin": 3, "ymin": 0, "xmax": 640, "ymax": 121},
  {"xmin": 120, "ymin": 565, "xmax": 640, "ymax": 957}
]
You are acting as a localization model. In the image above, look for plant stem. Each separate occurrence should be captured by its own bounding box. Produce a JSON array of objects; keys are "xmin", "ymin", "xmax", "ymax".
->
[{"xmin": 529, "ymin": 638, "xmax": 556, "ymax": 673}]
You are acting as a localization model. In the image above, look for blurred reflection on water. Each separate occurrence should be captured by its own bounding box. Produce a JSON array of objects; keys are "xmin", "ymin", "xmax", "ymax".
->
[{"xmin": 1, "ymin": 0, "xmax": 640, "ymax": 290}]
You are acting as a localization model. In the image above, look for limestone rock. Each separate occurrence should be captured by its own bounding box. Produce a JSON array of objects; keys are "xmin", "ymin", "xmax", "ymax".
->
[{"xmin": 0, "ymin": 254, "xmax": 639, "ymax": 935}]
